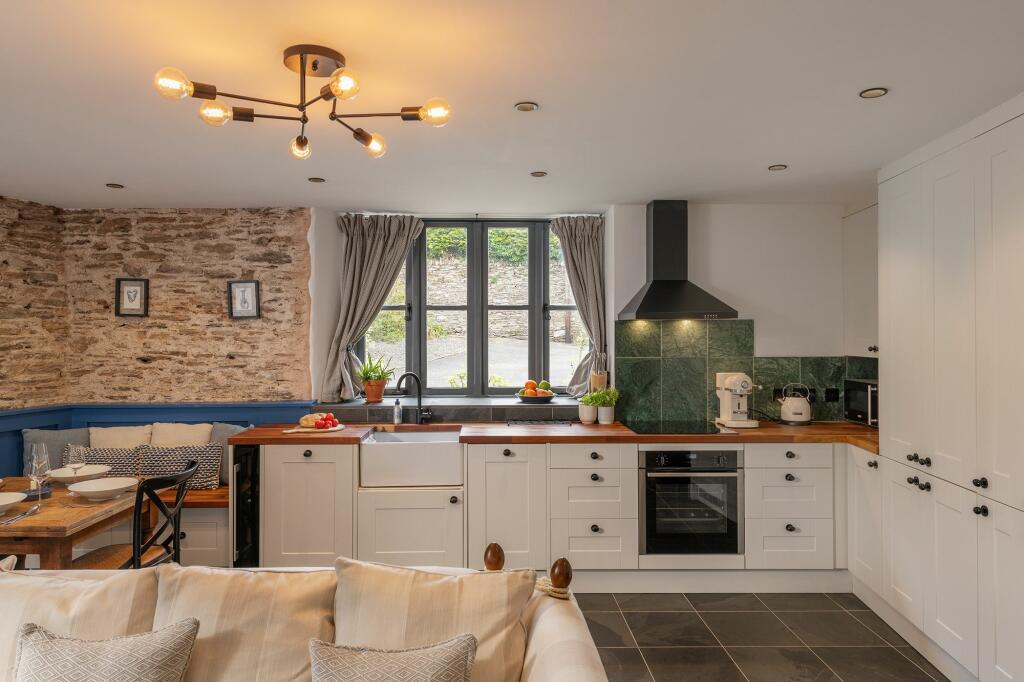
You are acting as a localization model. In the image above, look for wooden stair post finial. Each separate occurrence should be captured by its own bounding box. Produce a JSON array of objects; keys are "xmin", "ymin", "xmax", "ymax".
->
[
  {"xmin": 549, "ymin": 557, "xmax": 572, "ymax": 589},
  {"xmin": 483, "ymin": 542, "xmax": 505, "ymax": 571}
]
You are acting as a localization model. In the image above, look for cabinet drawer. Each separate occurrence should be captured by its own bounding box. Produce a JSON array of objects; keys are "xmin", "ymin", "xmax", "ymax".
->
[
  {"xmin": 745, "ymin": 518, "xmax": 834, "ymax": 569},
  {"xmin": 745, "ymin": 443, "xmax": 833, "ymax": 468},
  {"xmin": 549, "ymin": 443, "xmax": 637, "ymax": 469},
  {"xmin": 551, "ymin": 518, "xmax": 638, "ymax": 569},
  {"xmin": 745, "ymin": 468, "xmax": 834, "ymax": 519},
  {"xmin": 549, "ymin": 468, "xmax": 638, "ymax": 519}
]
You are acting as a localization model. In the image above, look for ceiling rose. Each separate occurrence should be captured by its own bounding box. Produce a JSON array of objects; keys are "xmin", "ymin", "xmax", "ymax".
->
[{"xmin": 153, "ymin": 44, "xmax": 451, "ymax": 160}]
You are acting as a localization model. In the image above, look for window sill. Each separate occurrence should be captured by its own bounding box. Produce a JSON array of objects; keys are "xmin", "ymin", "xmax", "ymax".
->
[
  {"xmin": 316, "ymin": 396, "xmax": 580, "ymax": 423},
  {"xmin": 319, "ymin": 395, "xmax": 579, "ymax": 409}
]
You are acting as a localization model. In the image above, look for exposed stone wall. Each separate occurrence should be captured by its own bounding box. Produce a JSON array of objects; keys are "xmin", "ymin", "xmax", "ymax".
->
[{"xmin": 0, "ymin": 198, "xmax": 68, "ymax": 409}]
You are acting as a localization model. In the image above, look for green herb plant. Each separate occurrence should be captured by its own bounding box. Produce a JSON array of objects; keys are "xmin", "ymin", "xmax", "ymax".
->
[
  {"xmin": 356, "ymin": 353, "xmax": 396, "ymax": 383},
  {"xmin": 580, "ymin": 388, "xmax": 619, "ymax": 407}
]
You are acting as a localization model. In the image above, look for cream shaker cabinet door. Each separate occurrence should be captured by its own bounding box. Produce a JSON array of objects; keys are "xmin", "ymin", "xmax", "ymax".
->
[
  {"xmin": 357, "ymin": 488, "xmax": 464, "ymax": 568},
  {"xmin": 978, "ymin": 499, "xmax": 1024, "ymax": 682},
  {"xmin": 880, "ymin": 458, "xmax": 932, "ymax": 630},
  {"xmin": 847, "ymin": 447, "xmax": 884, "ymax": 595}
]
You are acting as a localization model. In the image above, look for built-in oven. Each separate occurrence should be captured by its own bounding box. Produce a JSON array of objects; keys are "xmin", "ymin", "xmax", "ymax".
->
[
  {"xmin": 844, "ymin": 378, "xmax": 878, "ymax": 428},
  {"xmin": 639, "ymin": 445, "xmax": 743, "ymax": 555}
]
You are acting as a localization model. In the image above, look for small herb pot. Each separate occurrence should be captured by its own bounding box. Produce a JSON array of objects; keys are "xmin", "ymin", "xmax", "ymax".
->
[
  {"xmin": 597, "ymin": 406, "xmax": 615, "ymax": 425},
  {"xmin": 362, "ymin": 379, "xmax": 387, "ymax": 404},
  {"xmin": 579, "ymin": 404, "xmax": 598, "ymax": 424}
]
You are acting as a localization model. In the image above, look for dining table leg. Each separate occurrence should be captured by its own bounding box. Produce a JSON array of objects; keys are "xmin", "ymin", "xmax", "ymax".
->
[{"xmin": 38, "ymin": 538, "xmax": 73, "ymax": 570}]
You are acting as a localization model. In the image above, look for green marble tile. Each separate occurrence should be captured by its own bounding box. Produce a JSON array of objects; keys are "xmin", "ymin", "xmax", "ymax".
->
[
  {"xmin": 615, "ymin": 320, "xmax": 662, "ymax": 357},
  {"xmin": 662, "ymin": 319, "xmax": 708, "ymax": 358},
  {"xmin": 663, "ymin": 357, "xmax": 709, "ymax": 423},
  {"xmin": 801, "ymin": 356, "xmax": 845, "ymax": 421},
  {"xmin": 615, "ymin": 358, "xmax": 662, "ymax": 423},
  {"xmin": 845, "ymin": 355, "xmax": 878, "ymax": 380},
  {"xmin": 752, "ymin": 357, "xmax": 801, "ymax": 420},
  {"xmin": 707, "ymin": 356, "xmax": 754, "ymax": 422},
  {"xmin": 708, "ymin": 319, "xmax": 754, "ymax": 357}
]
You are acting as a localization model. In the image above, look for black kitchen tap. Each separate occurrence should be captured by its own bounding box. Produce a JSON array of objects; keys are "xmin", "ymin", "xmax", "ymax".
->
[{"xmin": 396, "ymin": 372, "xmax": 433, "ymax": 424}]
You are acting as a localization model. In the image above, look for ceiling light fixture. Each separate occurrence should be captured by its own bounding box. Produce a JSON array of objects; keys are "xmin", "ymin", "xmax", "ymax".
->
[
  {"xmin": 105, "ymin": 183, "xmax": 125, "ymax": 189},
  {"xmin": 515, "ymin": 101, "xmax": 539, "ymax": 112},
  {"xmin": 768, "ymin": 164, "xmax": 788, "ymax": 172},
  {"xmin": 307, "ymin": 177, "xmax": 326, "ymax": 183},
  {"xmin": 530, "ymin": 170, "xmax": 548, "ymax": 177},
  {"xmin": 859, "ymin": 87, "xmax": 889, "ymax": 99},
  {"xmin": 154, "ymin": 45, "xmax": 451, "ymax": 160}
]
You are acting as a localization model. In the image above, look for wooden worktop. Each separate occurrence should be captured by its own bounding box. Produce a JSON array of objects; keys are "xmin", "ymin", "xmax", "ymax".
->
[{"xmin": 228, "ymin": 424, "xmax": 375, "ymax": 445}]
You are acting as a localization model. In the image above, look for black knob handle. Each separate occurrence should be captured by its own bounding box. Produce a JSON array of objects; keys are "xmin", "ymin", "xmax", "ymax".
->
[
  {"xmin": 449, "ymin": 496, "xmax": 458, "ymax": 504},
  {"xmin": 919, "ymin": 457, "xmax": 932, "ymax": 467},
  {"xmin": 590, "ymin": 452, "xmax": 600, "ymax": 460},
  {"xmin": 974, "ymin": 505, "xmax": 989, "ymax": 517},
  {"xmin": 867, "ymin": 460, "xmax": 878, "ymax": 469},
  {"xmin": 918, "ymin": 481, "xmax": 931, "ymax": 491},
  {"xmin": 590, "ymin": 524, "xmax": 601, "ymax": 533},
  {"xmin": 907, "ymin": 453, "xmax": 919, "ymax": 462},
  {"xmin": 503, "ymin": 449, "xmax": 512, "ymax": 457},
  {"xmin": 907, "ymin": 476, "xmax": 919, "ymax": 485},
  {"xmin": 972, "ymin": 477, "xmax": 989, "ymax": 489},
  {"xmin": 590, "ymin": 473, "xmax": 600, "ymax": 481},
  {"xmin": 179, "ymin": 531, "xmax": 187, "ymax": 540},
  {"xmin": 785, "ymin": 451, "xmax": 796, "ymax": 459},
  {"xmin": 868, "ymin": 345, "xmax": 879, "ymax": 353},
  {"xmin": 303, "ymin": 449, "xmax": 312, "ymax": 458},
  {"xmin": 785, "ymin": 524, "xmax": 796, "ymax": 532},
  {"xmin": 785, "ymin": 473, "xmax": 796, "ymax": 481}
]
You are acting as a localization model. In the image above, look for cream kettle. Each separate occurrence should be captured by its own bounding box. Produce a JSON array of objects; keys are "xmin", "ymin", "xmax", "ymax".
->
[{"xmin": 778, "ymin": 383, "xmax": 812, "ymax": 425}]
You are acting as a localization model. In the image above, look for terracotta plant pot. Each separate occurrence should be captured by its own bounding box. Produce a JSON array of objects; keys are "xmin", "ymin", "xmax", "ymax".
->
[{"xmin": 363, "ymin": 379, "xmax": 387, "ymax": 404}]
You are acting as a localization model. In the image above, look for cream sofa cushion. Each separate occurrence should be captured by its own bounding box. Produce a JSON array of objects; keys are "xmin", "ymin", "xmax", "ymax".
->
[
  {"xmin": 150, "ymin": 423, "xmax": 214, "ymax": 448},
  {"xmin": 0, "ymin": 569, "xmax": 159, "ymax": 679},
  {"xmin": 89, "ymin": 425, "xmax": 152, "ymax": 448},
  {"xmin": 333, "ymin": 557, "xmax": 536, "ymax": 682},
  {"xmin": 0, "ymin": 556, "xmax": 16, "ymax": 572},
  {"xmin": 153, "ymin": 564, "xmax": 336, "ymax": 682}
]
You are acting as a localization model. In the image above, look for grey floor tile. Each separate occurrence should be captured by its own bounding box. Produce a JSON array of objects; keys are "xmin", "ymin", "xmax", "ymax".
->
[
  {"xmin": 623, "ymin": 612, "xmax": 719, "ymax": 647},
  {"xmin": 826, "ymin": 592, "xmax": 868, "ymax": 610},
  {"xmin": 777, "ymin": 611, "xmax": 887, "ymax": 646},
  {"xmin": 813, "ymin": 647, "xmax": 936, "ymax": 682},
  {"xmin": 896, "ymin": 647, "xmax": 951, "ymax": 682},
  {"xmin": 599, "ymin": 648, "xmax": 654, "ymax": 682},
  {"xmin": 700, "ymin": 612, "xmax": 802, "ymax": 647},
  {"xmin": 849, "ymin": 610, "xmax": 908, "ymax": 646},
  {"xmin": 686, "ymin": 593, "xmax": 767, "ymax": 611},
  {"xmin": 756, "ymin": 593, "xmax": 843, "ymax": 611},
  {"xmin": 585, "ymin": 611, "xmax": 636, "ymax": 648},
  {"xmin": 576, "ymin": 593, "xmax": 620, "ymax": 612},
  {"xmin": 641, "ymin": 647, "xmax": 745, "ymax": 682},
  {"xmin": 728, "ymin": 646, "xmax": 839, "ymax": 682},
  {"xmin": 616, "ymin": 593, "xmax": 693, "ymax": 611}
]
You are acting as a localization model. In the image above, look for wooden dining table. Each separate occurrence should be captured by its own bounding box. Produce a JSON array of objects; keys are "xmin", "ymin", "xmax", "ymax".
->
[{"xmin": 0, "ymin": 476, "xmax": 149, "ymax": 570}]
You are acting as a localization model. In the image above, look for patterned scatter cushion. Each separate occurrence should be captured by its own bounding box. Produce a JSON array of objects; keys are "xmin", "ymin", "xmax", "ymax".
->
[
  {"xmin": 63, "ymin": 444, "xmax": 142, "ymax": 477},
  {"xmin": 12, "ymin": 619, "xmax": 198, "ymax": 682},
  {"xmin": 137, "ymin": 445, "xmax": 222, "ymax": 490},
  {"xmin": 310, "ymin": 634, "xmax": 476, "ymax": 682}
]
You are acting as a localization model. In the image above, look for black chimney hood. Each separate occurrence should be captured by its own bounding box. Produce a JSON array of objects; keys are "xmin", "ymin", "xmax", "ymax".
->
[{"xmin": 618, "ymin": 200, "xmax": 738, "ymax": 320}]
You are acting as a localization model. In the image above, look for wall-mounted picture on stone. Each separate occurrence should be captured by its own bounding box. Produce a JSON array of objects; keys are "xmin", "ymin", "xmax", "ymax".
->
[
  {"xmin": 228, "ymin": 280, "xmax": 260, "ymax": 319},
  {"xmin": 114, "ymin": 278, "xmax": 149, "ymax": 317}
]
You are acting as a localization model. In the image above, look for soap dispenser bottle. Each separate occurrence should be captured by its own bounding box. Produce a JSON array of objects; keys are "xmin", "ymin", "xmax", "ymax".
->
[{"xmin": 393, "ymin": 398, "xmax": 402, "ymax": 425}]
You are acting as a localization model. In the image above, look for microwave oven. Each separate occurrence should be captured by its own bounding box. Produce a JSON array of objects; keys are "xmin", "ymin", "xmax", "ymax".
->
[{"xmin": 844, "ymin": 379, "xmax": 878, "ymax": 428}]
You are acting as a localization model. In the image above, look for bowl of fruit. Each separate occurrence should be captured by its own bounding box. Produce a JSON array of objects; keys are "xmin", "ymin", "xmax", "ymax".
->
[{"xmin": 516, "ymin": 380, "xmax": 555, "ymax": 403}]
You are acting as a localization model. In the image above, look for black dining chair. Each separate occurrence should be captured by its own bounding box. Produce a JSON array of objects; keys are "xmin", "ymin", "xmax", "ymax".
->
[{"xmin": 73, "ymin": 460, "xmax": 199, "ymax": 570}]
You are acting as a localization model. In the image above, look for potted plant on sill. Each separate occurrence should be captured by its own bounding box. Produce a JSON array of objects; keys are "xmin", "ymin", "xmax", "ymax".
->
[
  {"xmin": 579, "ymin": 388, "xmax": 619, "ymax": 425},
  {"xmin": 356, "ymin": 353, "xmax": 395, "ymax": 404}
]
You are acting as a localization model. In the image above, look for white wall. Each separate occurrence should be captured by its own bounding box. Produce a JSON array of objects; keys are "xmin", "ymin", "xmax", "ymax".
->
[
  {"xmin": 308, "ymin": 207, "xmax": 341, "ymax": 400},
  {"xmin": 841, "ymin": 204, "xmax": 879, "ymax": 357},
  {"xmin": 604, "ymin": 204, "xmax": 647, "ymax": 374}
]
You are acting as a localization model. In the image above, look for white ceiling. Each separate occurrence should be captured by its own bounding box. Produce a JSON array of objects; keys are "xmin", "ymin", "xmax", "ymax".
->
[{"xmin": 3, "ymin": 0, "xmax": 1024, "ymax": 214}]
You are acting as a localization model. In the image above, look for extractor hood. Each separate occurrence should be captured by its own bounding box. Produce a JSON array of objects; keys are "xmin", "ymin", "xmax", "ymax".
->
[{"xmin": 618, "ymin": 200, "xmax": 738, "ymax": 320}]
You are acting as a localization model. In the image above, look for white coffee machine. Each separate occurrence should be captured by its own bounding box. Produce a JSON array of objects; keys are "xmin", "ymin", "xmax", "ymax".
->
[{"xmin": 715, "ymin": 372, "xmax": 759, "ymax": 428}]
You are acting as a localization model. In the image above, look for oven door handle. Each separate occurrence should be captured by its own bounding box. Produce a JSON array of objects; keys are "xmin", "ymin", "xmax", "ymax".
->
[{"xmin": 646, "ymin": 471, "xmax": 739, "ymax": 478}]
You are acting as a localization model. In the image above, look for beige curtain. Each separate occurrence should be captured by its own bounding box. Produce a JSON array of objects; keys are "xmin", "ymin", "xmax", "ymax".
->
[
  {"xmin": 550, "ymin": 216, "xmax": 607, "ymax": 396},
  {"xmin": 319, "ymin": 213, "xmax": 424, "ymax": 402}
]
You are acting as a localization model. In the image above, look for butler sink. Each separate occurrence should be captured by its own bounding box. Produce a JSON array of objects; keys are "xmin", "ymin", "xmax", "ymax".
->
[{"xmin": 360, "ymin": 428, "xmax": 463, "ymax": 487}]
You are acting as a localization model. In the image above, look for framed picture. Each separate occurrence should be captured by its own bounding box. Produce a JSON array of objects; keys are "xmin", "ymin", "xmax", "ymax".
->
[
  {"xmin": 115, "ymin": 278, "xmax": 149, "ymax": 317},
  {"xmin": 228, "ymin": 280, "xmax": 260, "ymax": 319}
]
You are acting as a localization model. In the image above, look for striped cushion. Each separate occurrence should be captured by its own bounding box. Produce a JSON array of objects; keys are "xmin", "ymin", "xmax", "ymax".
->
[
  {"xmin": 63, "ymin": 444, "xmax": 141, "ymax": 477},
  {"xmin": 136, "ymin": 445, "xmax": 221, "ymax": 490},
  {"xmin": 333, "ymin": 558, "xmax": 536, "ymax": 682}
]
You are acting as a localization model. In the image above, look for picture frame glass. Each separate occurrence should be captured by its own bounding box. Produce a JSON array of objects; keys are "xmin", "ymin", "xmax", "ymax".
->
[
  {"xmin": 230, "ymin": 282, "xmax": 258, "ymax": 317},
  {"xmin": 118, "ymin": 280, "xmax": 147, "ymax": 316}
]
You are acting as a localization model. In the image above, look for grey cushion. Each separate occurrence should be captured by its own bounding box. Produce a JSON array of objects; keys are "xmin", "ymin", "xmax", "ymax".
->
[
  {"xmin": 21, "ymin": 428, "xmax": 89, "ymax": 475},
  {"xmin": 310, "ymin": 634, "xmax": 476, "ymax": 682},
  {"xmin": 211, "ymin": 422, "xmax": 249, "ymax": 484},
  {"xmin": 12, "ymin": 619, "xmax": 199, "ymax": 682}
]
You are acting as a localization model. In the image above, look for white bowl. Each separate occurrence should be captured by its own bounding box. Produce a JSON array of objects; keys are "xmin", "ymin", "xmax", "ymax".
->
[
  {"xmin": 49, "ymin": 464, "xmax": 111, "ymax": 484},
  {"xmin": 0, "ymin": 492, "xmax": 27, "ymax": 515},
  {"xmin": 68, "ymin": 477, "xmax": 138, "ymax": 501}
]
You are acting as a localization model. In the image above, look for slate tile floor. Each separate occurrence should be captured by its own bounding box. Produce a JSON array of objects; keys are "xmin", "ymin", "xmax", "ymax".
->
[{"xmin": 579, "ymin": 592, "xmax": 950, "ymax": 682}]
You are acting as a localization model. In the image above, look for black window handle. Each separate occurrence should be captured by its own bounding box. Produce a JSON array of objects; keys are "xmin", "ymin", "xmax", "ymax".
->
[
  {"xmin": 785, "ymin": 451, "xmax": 796, "ymax": 459},
  {"xmin": 972, "ymin": 477, "xmax": 989, "ymax": 489},
  {"xmin": 867, "ymin": 460, "xmax": 878, "ymax": 469},
  {"xmin": 590, "ymin": 452, "xmax": 600, "ymax": 460},
  {"xmin": 590, "ymin": 473, "xmax": 600, "ymax": 481},
  {"xmin": 973, "ymin": 505, "xmax": 989, "ymax": 517},
  {"xmin": 590, "ymin": 524, "xmax": 601, "ymax": 533},
  {"xmin": 303, "ymin": 449, "xmax": 312, "ymax": 458},
  {"xmin": 503, "ymin": 449, "xmax": 512, "ymax": 457},
  {"xmin": 449, "ymin": 496, "xmax": 458, "ymax": 504},
  {"xmin": 785, "ymin": 524, "xmax": 796, "ymax": 532},
  {"xmin": 785, "ymin": 473, "xmax": 796, "ymax": 482}
]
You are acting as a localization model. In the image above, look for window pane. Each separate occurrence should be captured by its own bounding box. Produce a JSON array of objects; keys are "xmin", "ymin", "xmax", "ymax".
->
[
  {"xmin": 426, "ymin": 309, "xmax": 468, "ymax": 389},
  {"xmin": 487, "ymin": 309, "xmax": 529, "ymax": 388},
  {"xmin": 488, "ymin": 227, "xmax": 529, "ymax": 305},
  {"xmin": 425, "ymin": 226, "xmax": 467, "ymax": 305},
  {"xmin": 548, "ymin": 229, "xmax": 575, "ymax": 306},
  {"xmin": 548, "ymin": 308, "xmax": 588, "ymax": 389},
  {"xmin": 364, "ymin": 309, "xmax": 407, "ymax": 386},
  {"xmin": 382, "ymin": 260, "xmax": 406, "ymax": 306}
]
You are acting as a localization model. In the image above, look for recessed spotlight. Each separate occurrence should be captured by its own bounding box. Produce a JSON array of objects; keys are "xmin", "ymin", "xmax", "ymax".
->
[
  {"xmin": 307, "ymin": 177, "xmax": 326, "ymax": 183},
  {"xmin": 515, "ymin": 101, "xmax": 539, "ymax": 112},
  {"xmin": 768, "ymin": 164, "xmax": 788, "ymax": 172},
  {"xmin": 105, "ymin": 183, "xmax": 125, "ymax": 189},
  {"xmin": 859, "ymin": 87, "xmax": 888, "ymax": 99},
  {"xmin": 530, "ymin": 170, "xmax": 548, "ymax": 177}
]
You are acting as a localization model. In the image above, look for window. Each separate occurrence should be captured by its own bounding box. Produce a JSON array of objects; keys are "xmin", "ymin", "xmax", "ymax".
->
[{"xmin": 360, "ymin": 220, "xmax": 586, "ymax": 395}]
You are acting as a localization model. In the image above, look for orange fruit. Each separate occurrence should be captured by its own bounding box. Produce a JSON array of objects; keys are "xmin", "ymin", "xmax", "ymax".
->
[
  {"xmin": 523, "ymin": 388, "xmax": 538, "ymax": 397},
  {"xmin": 524, "ymin": 379, "xmax": 538, "ymax": 390}
]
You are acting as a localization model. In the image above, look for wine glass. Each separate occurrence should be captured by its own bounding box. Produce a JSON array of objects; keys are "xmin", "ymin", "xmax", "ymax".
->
[{"xmin": 30, "ymin": 444, "xmax": 50, "ymax": 500}]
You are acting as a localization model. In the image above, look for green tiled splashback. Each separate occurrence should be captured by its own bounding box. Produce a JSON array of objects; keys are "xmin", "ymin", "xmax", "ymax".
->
[{"xmin": 614, "ymin": 319, "xmax": 877, "ymax": 426}]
